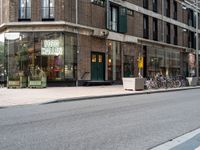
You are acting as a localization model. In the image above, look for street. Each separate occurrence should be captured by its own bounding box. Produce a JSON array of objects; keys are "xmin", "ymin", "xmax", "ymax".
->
[{"xmin": 0, "ymin": 89, "xmax": 200, "ymax": 150}]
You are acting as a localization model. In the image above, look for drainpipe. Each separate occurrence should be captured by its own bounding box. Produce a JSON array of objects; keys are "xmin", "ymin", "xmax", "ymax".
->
[
  {"xmin": 76, "ymin": 0, "xmax": 78, "ymax": 24},
  {"xmin": 76, "ymin": 0, "xmax": 79, "ymax": 86},
  {"xmin": 0, "ymin": 0, "xmax": 2, "ymax": 24}
]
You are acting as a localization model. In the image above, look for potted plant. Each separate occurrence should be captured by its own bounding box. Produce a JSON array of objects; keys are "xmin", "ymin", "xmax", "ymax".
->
[
  {"xmin": 28, "ymin": 68, "xmax": 47, "ymax": 88},
  {"xmin": 7, "ymin": 74, "xmax": 27, "ymax": 88},
  {"xmin": 122, "ymin": 56, "xmax": 145, "ymax": 91}
]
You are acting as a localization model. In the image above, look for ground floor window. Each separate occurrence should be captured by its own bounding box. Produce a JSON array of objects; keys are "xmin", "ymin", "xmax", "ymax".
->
[
  {"xmin": 107, "ymin": 41, "xmax": 121, "ymax": 81},
  {"xmin": 146, "ymin": 47, "xmax": 181, "ymax": 77},
  {"xmin": 4, "ymin": 32, "xmax": 77, "ymax": 82},
  {"xmin": 0, "ymin": 33, "xmax": 5, "ymax": 83}
]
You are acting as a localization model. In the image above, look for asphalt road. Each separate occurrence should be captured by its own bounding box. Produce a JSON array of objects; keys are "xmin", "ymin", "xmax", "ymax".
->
[{"xmin": 0, "ymin": 89, "xmax": 200, "ymax": 150}]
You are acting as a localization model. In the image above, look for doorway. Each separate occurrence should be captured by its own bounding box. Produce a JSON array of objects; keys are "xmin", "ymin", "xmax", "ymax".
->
[{"xmin": 91, "ymin": 52, "xmax": 105, "ymax": 80}]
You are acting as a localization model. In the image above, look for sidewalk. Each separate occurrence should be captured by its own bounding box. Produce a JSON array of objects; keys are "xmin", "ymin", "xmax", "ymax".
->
[{"xmin": 0, "ymin": 85, "xmax": 200, "ymax": 107}]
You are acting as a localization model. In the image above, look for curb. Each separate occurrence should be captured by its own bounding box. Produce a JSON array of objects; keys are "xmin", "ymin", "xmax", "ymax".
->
[{"xmin": 42, "ymin": 86, "xmax": 200, "ymax": 105}]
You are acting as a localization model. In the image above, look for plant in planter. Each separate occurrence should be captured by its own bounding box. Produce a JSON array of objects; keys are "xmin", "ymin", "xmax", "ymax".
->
[
  {"xmin": 7, "ymin": 74, "xmax": 27, "ymax": 88},
  {"xmin": 28, "ymin": 68, "xmax": 47, "ymax": 88}
]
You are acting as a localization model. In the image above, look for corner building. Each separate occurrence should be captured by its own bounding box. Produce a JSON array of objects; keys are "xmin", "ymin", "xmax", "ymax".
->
[{"xmin": 0, "ymin": 0, "xmax": 199, "ymax": 86}]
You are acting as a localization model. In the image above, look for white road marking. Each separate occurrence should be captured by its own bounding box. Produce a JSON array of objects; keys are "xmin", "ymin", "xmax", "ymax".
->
[
  {"xmin": 195, "ymin": 146, "xmax": 200, "ymax": 150},
  {"xmin": 151, "ymin": 128, "xmax": 200, "ymax": 150}
]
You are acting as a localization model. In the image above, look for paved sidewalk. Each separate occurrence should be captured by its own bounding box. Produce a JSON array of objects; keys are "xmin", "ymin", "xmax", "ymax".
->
[{"xmin": 0, "ymin": 85, "xmax": 200, "ymax": 107}]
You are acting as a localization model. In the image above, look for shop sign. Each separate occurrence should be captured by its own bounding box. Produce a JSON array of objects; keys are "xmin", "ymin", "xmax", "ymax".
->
[{"xmin": 41, "ymin": 40, "xmax": 63, "ymax": 56}]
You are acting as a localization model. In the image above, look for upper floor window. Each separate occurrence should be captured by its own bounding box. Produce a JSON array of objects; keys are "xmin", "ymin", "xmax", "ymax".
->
[
  {"xmin": 143, "ymin": 15, "xmax": 149, "ymax": 39},
  {"xmin": 41, "ymin": 0, "xmax": 54, "ymax": 21},
  {"xmin": 19, "ymin": 0, "xmax": 31, "ymax": 21},
  {"xmin": 165, "ymin": 0, "xmax": 170, "ymax": 17},
  {"xmin": 152, "ymin": 0, "xmax": 157, "ymax": 12},
  {"xmin": 106, "ymin": 3, "xmax": 127, "ymax": 33},
  {"xmin": 153, "ymin": 18, "xmax": 158, "ymax": 41},
  {"xmin": 143, "ymin": 0, "xmax": 148, "ymax": 9},
  {"xmin": 166, "ymin": 23, "xmax": 170, "ymax": 43},
  {"xmin": 188, "ymin": 9, "xmax": 196, "ymax": 27},
  {"xmin": 173, "ymin": 0, "xmax": 177, "ymax": 20},
  {"xmin": 174, "ymin": 25, "xmax": 178, "ymax": 45}
]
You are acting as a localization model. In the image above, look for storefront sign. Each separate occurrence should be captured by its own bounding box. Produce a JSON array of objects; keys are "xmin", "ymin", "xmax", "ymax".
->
[{"xmin": 41, "ymin": 40, "xmax": 63, "ymax": 56}]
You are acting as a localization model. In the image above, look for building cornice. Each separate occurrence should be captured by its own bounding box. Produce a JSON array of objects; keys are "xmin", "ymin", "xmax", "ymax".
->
[{"xmin": 0, "ymin": 21, "xmax": 191, "ymax": 51}]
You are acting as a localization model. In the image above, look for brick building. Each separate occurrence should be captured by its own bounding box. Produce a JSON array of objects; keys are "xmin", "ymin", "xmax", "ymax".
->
[{"xmin": 0, "ymin": 0, "xmax": 199, "ymax": 86}]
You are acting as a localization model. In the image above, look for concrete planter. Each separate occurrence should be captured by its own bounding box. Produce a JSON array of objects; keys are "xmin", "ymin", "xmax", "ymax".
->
[
  {"xmin": 186, "ymin": 77, "xmax": 198, "ymax": 86},
  {"xmin": 122, "ymin": 77, "xmax": 145, "ymax": 91},
  {"xmin": 7, "ymin": 76, "xmax": 27, "ymax": 88},
  {"xmin": 28, "ymin": 76, "xmax": 47, "ymax": 88}
]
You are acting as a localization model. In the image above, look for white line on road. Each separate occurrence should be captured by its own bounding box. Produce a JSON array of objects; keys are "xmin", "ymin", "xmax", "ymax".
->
[
  {"xmin": 151, "ymin": 128, "xmax": 200, "ymax": 150},
  {"xmin": 195, "ymin": 146, "xmax": 200, "ymax": 150}
]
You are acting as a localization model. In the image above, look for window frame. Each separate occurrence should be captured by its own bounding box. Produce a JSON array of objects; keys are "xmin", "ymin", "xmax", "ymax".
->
[
  {"xmin": 18, "ymin": 0, "xmax": 31, "ymax": 21},
  {"xmin": 41, "ymin": 0, "xmax": 55, "ymax": 21}
]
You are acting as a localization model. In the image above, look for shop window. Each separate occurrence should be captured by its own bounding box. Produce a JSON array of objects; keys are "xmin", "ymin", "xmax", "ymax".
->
[
  {"xmin": 41, "ymin": 0, "xmax": 54, "ymax": 21},
  {"xmin": 107, "ymin": 41, "xmax": 121, "ymax": 81},
  {"xmin": 123, "ymin": 55, "xmax": 134, "ymax": 77},
  {"xmin": 18, "ymin": 0, "xmax": 31, "ymax": 21},
  {"xmin": 0, "ymin": 34, "xmax": 5, "ymax": 85}
]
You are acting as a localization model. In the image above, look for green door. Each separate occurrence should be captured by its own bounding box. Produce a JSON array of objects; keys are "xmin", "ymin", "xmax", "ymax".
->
[{"xmin": 91, "ymin": 52, "xmax": 105, "ymax": 80}]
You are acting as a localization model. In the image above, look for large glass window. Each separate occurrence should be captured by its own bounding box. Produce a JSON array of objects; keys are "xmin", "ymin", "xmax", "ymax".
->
[
  {"xmin": 41, "ymin": 0, "xmax": 54, "ymax": 20},
  {"xmin": 107, "ymin": 41, "xmax": 121, "ymax": 81},
  {"xmin": 0, "ymin": 33, "xmax": 5, "ymax": 84},
  {"xmin": 147, "ymin": 47, "xmax": 180, "ymax": 77},
  {"xmin": 64, "ymin": 34, "xmax": 77, "ymax": 79},
  {"xmin": 19, "ymin": 0, "xmax": 31, "ymax": 20},
  {"xmin": 5, "ymin": 32, "xmax": 77, "ymax": 82},
  {"xmin": 110, "ymin": 6, "xmax": 118, "ymax": 32}
]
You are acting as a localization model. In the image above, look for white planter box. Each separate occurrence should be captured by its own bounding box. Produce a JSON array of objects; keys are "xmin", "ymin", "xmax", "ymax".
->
[
  {"xmin": 186, "ymin": 77, "xmax": 198, "ymax": 86},
  {"xmin": 122, "ymin": 77, "xmax": 145, "ymax": 91}
]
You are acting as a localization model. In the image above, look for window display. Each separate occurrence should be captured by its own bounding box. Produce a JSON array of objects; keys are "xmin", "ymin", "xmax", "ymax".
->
[{"xmin": 5, "ymin": 32, "xmax": 77, "ymax": 84}]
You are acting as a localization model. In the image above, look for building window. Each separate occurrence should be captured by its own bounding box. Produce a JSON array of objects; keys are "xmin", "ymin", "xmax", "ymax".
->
[
  {"xmin": 173, "ymin": 0, "xmax": 177, "ymax": 20},
  {"xmin": 165, "ymin": 0, "xmax": 170, "ymax": 17},
  {"xmin": 143, "ymin": 0, "xmax": 148, "ymax": 9},
  {"xmin": 107, "ymin": 41, "xmax": 121, "ymax": 81},
  {"xmin": 110, "ymin": 5, "xmax": 118, "ymax": 32},
  {"xmin": 19, "ymin": 0, "xmax": 31, "ymax": 21},
  {"xmin": 143, "ymin": 15, "xmax": 149, "ymax": 39},
  {"xmin": 91, "ymin": 0, "xmax": 105, "ymax": 7},
  {"xmin": 106, "ymin": 3, "xmax": 127, "ymax": 33},
  {"xmin": 153, "ymin": 0, "xmax": 157, "ymax": 12},
  {"xmin": 153, "ymin": 18, "xmax": 158, "ymax": 41},
  {"xmin": 174, "ymin": 25, "xmax": 178, "ymax": 45},
  {"xmin": 188, "ymin": 31, "xmax": 195, "ymax": 49},
  {"xmin": 41, "ymin": 0, "xmax": 54, "ymax": 21},
  {"xmin": 188, "ymin": 9, "xmax": 195, "ymax": 27},
  {"xmin": 166, "ymin": 23, "xmax": 170, "ymax": 43}
]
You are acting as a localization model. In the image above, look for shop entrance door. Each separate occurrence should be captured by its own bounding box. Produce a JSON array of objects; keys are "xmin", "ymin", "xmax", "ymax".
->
[{"xmin": 91, "ymin": 52, "xmax": 105, "ymax": 80}]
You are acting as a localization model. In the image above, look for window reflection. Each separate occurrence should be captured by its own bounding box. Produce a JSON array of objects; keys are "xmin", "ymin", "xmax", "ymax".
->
[{"xmin": 5, "ymin": 32, "xmax": 77, "ymax": 82}]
